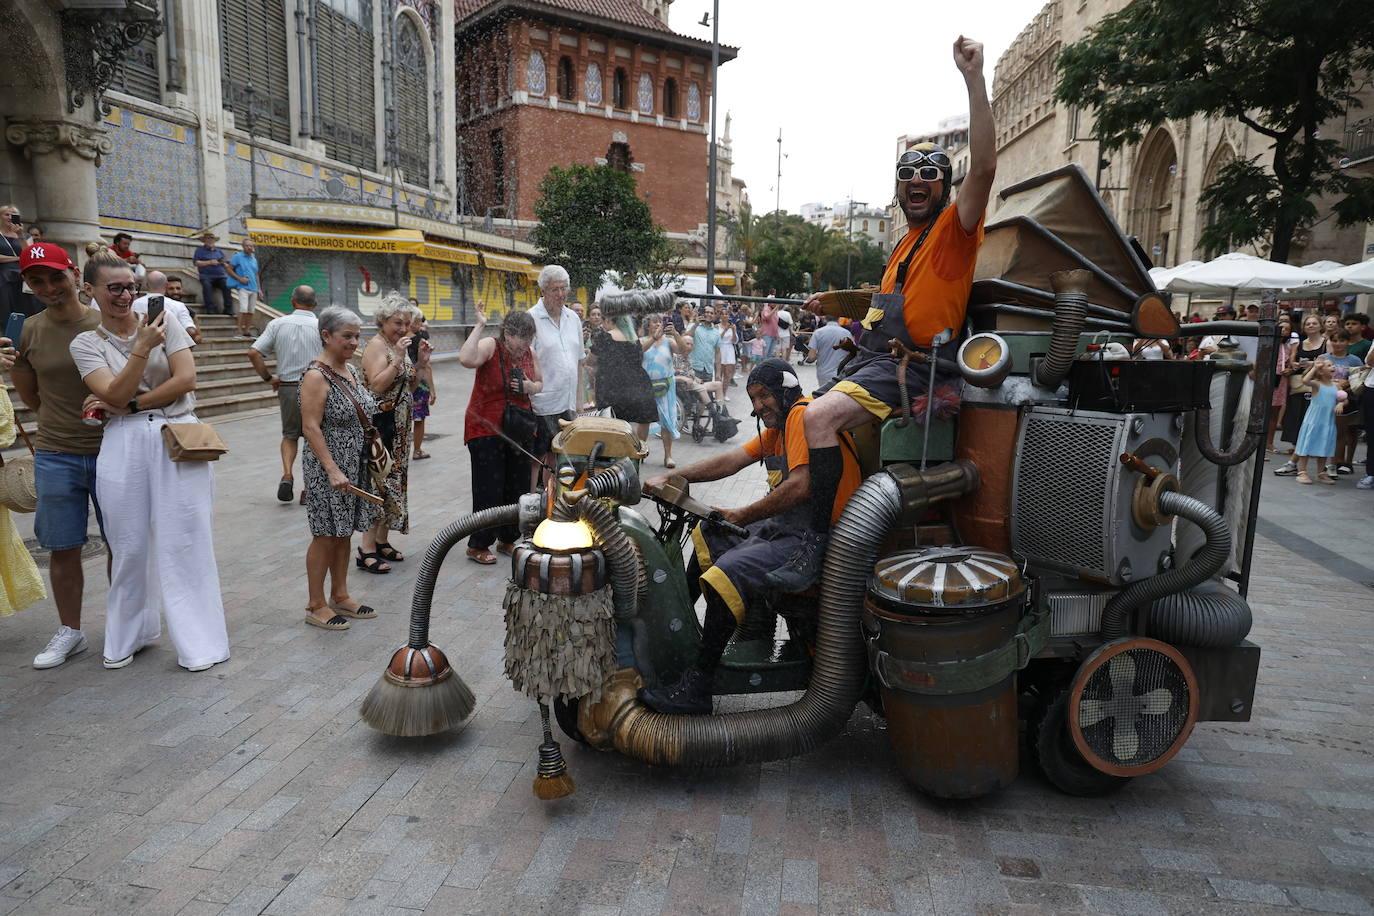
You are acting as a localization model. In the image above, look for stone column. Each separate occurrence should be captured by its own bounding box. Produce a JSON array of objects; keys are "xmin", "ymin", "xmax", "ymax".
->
[{"xmin": 4, "ymin": 117, "xmax": 111, "ymax": 261}]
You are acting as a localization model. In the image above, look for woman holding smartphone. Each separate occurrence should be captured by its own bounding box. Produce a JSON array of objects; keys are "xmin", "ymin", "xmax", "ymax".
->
[
  {"xmin": 0, "ymin": 204, "xmax": 36, "ymax": 326},
  {"xmin": 69, "ymin": 256, "xmax": 229, "ymax": 671},
  {"xmin": 458, "ymin": 305, "xmax": 542, "ymax": 564}
]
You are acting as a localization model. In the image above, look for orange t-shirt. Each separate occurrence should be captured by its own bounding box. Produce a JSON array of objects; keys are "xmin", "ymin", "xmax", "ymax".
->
[
  {"xmin": 867, "ymin": 204, "xmax": 984, "ymax": 347},
  {"xmin": 741, "ymin": 399, "xmax": 862, "ymax": 525}
]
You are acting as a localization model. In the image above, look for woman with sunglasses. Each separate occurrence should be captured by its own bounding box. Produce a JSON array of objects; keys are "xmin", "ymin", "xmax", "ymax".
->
[
  {"xmin": 68, "ymin": 255, "xmax": 230, "ymax": 672},
  {"xmin": 0, "ymin": 204, "xmax": 37, "ymax": 326}
]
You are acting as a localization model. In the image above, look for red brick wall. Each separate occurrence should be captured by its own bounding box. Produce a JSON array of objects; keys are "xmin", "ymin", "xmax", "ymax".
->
[{"xmin": 456, "ymin": 15, "xmax": 714, "ymax": 234}]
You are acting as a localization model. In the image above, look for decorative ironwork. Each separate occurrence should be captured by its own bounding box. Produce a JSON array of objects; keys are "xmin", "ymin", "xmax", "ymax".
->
[{"xmin": 62, "ymin": 1, "xmax": 164, "ymax": 119}]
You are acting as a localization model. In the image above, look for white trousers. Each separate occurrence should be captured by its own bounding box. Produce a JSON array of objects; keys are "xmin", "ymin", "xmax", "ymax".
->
[{"xmin": 96, "ymin": 413, "xmax": 230, "ymax": 668}]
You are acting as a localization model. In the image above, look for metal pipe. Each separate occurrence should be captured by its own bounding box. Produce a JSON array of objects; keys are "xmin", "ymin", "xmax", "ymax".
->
[
  {"xmin": 1033, "ymin": 269, "xmax": 1091, "ymax": 390},
  {"xmin": 599, "ymin": 462, "xmax": 978, "ymax": 768},
  {"xmin": 295, "ymin": 0, "xmax": 310, "ymax": 137},
  {"xmin": 1237, "ymin": 308, "xmax": 1279, "ymax": 598},
  {"xmin": 1192, "ymin": 313, "xmax": 1276, "ymax": 466},
  {"xmin": 704, "ymin": 0, "xmax": 720, "ymax": 302},
  {"xmin": 406, "ymin": 504, "xmax": 520, "ymax": 650},
  {"xmin": 162, "ymin": 0, "xmax": 182, "ymax": 92}
]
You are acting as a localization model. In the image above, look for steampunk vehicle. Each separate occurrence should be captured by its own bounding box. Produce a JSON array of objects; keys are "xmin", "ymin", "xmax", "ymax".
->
[{"xmin": 363, "ymin": 165, "xmax": 1271, "ymax": 799}]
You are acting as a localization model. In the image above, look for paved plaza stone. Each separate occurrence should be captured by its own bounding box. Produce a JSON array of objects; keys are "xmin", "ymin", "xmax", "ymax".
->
[{"xmin": 1, "ymin": 358, "xmax": 1372, "ymax": 915}]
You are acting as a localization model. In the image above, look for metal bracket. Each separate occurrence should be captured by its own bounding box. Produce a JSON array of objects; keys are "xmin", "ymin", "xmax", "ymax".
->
[{"xmin": 867, "ymin": 606, "xmax": 1049, "ymax": 696}]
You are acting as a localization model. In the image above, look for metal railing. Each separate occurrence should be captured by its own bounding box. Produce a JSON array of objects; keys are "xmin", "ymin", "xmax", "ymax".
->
[{"xmin": 1343, "ymin": 117, "xmax": 1374, "ymax": 165}]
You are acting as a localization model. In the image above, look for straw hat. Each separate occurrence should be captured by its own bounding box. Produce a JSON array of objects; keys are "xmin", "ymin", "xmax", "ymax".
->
[{"xmin": 0, "ymin": 453, "xmax": 37, "ymax": 513}]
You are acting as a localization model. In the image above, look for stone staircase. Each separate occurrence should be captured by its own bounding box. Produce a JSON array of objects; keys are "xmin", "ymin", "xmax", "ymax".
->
[{"xmin": 6, "ymin": 314, "xmax": 279, "ymax": 432}]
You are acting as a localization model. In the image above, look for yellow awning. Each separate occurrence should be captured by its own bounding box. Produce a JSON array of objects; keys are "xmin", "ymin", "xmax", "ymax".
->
[
  {"xmin": 421, "ymin": 240, "xmax": 480, "ymax": 264},
  {"xmin": 246, "ymin": 218, "xmax": 425, "ymax": 255},
  {"xmin": 714, "ymin": 274, "xmax": 737, "ymax": 288},
  {"xmin": 483, "ymin": 252, "xmax": 536, "ymax": 274}
]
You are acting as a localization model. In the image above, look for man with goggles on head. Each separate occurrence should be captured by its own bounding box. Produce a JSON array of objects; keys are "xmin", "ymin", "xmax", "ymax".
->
[{"xmin": 767, "ymin": 35, "xmax": 997, "ymax": 593}]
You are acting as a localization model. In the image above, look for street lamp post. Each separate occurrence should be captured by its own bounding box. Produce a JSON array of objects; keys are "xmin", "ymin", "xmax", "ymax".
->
[{"xmin": 704, "ymin": 0, "xmax": 720, "ymax": 298}]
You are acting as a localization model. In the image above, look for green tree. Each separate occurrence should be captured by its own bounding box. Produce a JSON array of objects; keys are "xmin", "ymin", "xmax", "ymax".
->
[
  {"xmin": 1055, "ymin": 0, "xmax": 1374, "ymax": 263},
  {"xmin": 820, "ymin": 237, "xmax": 886, "ymax": 290},
  {"xmin": 719, "ymin": 201, "xmax": 761, "ymax": 294},
  {"xmin": 530, "ymin": 164, "xmax": 666, "ymax": 292}
]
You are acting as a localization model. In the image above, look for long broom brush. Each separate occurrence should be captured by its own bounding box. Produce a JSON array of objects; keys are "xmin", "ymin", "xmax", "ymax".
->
[{"xmin": 360, "ymin": 503, "xmax": 521, "ymax": 736}]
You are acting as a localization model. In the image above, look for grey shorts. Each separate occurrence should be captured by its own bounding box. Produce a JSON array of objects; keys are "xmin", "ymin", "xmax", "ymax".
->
[{"xmin": 278, "ymin": 381, "xmax": 302, "ymax": 439}]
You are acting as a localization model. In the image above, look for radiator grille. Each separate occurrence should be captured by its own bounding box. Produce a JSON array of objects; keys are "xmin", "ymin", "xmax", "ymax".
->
[
  {"xmin": 1013, "ymin": 415, "xmax": 1117, "ymax": 575},
  {"xmin": 1047, "ymin": 589, "xmax": 1112, "ymax": 636}
]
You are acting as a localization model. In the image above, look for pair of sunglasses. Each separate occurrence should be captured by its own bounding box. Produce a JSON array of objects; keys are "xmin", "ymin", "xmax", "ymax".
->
[{"xmin": 897, "ymin": 164, "xmax": 943, "ymax": 182}]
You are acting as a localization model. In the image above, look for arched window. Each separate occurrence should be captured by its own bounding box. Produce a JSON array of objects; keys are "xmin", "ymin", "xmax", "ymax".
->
[
  {"xmin": 313, "ymin": 0, "xmax": 376, "ymax": 169},
  {"xmin": 612, "ymin": 68, "xmax": 628, "ymax": 109},
  {"xmin": 526, "ymin": 51, "xmax": 546, "ymax": 95},
  {"xmin": 1129, "ymin": 127, "xmax": 1179, "ymax": 267},
  {"xmin": 557, "ymin": 56, "xmax": 574, "ymax": 101},
  {"xmin": 636, "ymin": 73, "xmax": 654, "ymax": 114},
  {"xmin": 663, "ymin": 77, "xmax": 678, "ymax": 118},
  {"xmin": 607, "ymin": 141, "xmax": 632, "ymax": 172},
  {"xmin": 219, "ymin": 0, "xmax": 291, "ymax": 142},
  {"xmin": 584, "ymin": 62, "xmax": 603, "ymax": 105},
  {"xmin": 1200, "ymin": 143, "xmax": 1235, "ymax": 259},
  {"xmin": 393, "ymin": 14, "xmax": 429, "ymax": 183}
]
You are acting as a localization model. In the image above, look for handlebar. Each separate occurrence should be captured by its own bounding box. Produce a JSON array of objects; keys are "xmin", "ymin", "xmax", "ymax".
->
[{"xmin": 706, "ymin": 512, "xmax": 749, "ymax": 539}]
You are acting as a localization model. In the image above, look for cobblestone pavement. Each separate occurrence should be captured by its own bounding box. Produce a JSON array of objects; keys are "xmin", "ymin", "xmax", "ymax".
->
[{"xmin": 1, "ymin": 358, "xmax": 1372, "ymax": 916}]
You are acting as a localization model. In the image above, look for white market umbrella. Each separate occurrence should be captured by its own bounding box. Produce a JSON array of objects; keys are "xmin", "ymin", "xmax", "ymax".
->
[
  {"xmin": 1330, "ymin": 258, "xmax": 1374, "ymax": 294},
  {"xmin": 1162, "ymin": 252, "xmax": 1339, "ymax": 304},
  {"xmin": 1149, "ymin": 260, "xmax": 1203, "ymax": 290}
]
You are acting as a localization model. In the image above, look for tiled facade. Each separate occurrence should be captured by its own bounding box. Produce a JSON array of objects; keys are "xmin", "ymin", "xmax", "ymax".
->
[{"xmin": 95, "ymin": 107, "xmax": 204, "ymax": 235}]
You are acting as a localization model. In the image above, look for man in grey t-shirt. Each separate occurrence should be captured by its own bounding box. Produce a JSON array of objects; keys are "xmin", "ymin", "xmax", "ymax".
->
[
  {"xmin": 248, "ymin": 285, "xmax": 320, "ymax": 502},
  {"xmin": 808, "ymin": 315, "xmax": 852, "ymax": 392}
]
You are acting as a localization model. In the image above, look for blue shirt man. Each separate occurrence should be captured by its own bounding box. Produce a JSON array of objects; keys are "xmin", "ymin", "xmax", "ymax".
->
[
  {"xmin": 226, "ymin": 239, "xmax": 262, "ymax": 336},
  {"xmin": 690, "ymin": 305, "xmax": 723, "ymax": 379},
  {"xmin": 808, "ymin": 316, "xmax": 853, "ymax": 390},
  {"xmin": 193, "ymin": 231, "xmax": 231, "ymax": 315}
]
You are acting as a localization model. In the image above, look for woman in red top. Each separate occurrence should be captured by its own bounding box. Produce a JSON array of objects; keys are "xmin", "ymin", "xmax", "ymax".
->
[{"xmin": 459, "ymin": 305, "xmax": 543, "ymax": 564}]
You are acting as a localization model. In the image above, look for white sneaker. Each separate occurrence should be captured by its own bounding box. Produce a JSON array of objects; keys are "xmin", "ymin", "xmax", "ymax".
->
[
  {"xmin": 33, "ymin": 627, "xmax": 88, "ymax": 669},
  {"xmin": 103, "ymin": 654, "xmax": 133, "ymax": 669}
]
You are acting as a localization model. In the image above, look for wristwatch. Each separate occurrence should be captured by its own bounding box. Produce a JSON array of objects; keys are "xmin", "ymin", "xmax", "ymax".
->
[{"xmin": 128, "ymin": 398, "xmax": 141, "ymax": 414}]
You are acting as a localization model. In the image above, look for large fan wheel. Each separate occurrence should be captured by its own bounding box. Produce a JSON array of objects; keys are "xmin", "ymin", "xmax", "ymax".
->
[
  {"xmin": 1029, "ymin": 687, "xmax": 1133, "ymax": 797},
  {"xmin": 552, "ymin": 696, "xmax": 588, "ymax": 745}
]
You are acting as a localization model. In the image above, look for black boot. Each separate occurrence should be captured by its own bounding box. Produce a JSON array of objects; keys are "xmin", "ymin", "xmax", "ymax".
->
[{"xmin": 638, "ymin": 666, "xmax": 713, "ymax": 715}]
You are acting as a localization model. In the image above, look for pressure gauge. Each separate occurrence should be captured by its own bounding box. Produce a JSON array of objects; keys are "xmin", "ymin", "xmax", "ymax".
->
[{"xmin": 957, "ymin": 332, "xmax": 1012, "ymax": 388}]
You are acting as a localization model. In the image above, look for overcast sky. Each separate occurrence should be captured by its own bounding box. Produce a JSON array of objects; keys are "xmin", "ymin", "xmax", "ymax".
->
[{"xmin": 672, "ymin": 0, "xmax": 1051, "ymax": 214}]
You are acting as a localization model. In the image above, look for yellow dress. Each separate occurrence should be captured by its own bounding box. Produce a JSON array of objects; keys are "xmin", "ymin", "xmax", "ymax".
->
[{"xmin": 0, "ymin": 388, "xmax": 45, "ymax": 615}]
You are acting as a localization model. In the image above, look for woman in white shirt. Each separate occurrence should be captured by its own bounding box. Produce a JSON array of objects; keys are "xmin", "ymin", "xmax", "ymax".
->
[{"xmin": 70, "ymin": 257, "xmax": 229, "ymax": 672}]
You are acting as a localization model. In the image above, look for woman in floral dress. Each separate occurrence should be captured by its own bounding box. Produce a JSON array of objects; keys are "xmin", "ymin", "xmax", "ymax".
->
[
  {"xmin": 299, "ymin": 307, "xmax": 381, "ymax": 628},
  {"xmin": 358, "ymin": 294, "xmax": 421, "ymax": 573}
]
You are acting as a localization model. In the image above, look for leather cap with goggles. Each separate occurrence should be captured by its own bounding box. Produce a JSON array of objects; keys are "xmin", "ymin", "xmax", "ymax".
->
[{"xmin": 896, "ymin": 147, "xmax": 952, "ymax": 182}]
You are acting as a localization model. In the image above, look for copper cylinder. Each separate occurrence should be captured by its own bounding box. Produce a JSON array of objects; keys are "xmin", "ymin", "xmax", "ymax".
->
[
  {"xmin": 951, "ymin": 405, "xmax": 1019, "ymax": 554},
  {"xmin": 510, "ymin": 543, "xmax": 608, "ymax": 596},
  {"xmin": 865, "ymin": 548, "xmax": 1026, "ymax": 799}
]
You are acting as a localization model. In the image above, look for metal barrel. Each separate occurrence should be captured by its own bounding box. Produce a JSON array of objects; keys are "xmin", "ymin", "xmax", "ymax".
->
[{"xmin": 862, "ymin": 548, "xmax": 1028, "ymax": 799}]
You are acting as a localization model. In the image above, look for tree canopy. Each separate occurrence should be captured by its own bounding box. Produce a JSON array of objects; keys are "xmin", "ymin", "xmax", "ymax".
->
[
  {"xmin": 1055, "ymin": 0, "xmax": 1374, "ymax": 263},
  {"xmin": 742, "ymin": 210, "xmax": 887, "ymax": 296},
  {"xmin": 530, "ymin": 164, "xmax": 666, "ymax": 293}
]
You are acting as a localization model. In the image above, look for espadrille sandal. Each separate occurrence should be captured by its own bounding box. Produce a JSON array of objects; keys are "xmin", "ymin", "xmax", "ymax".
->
[{"xmin": 305, "ymin": 609, "xmax": 350, "ymax": 630}]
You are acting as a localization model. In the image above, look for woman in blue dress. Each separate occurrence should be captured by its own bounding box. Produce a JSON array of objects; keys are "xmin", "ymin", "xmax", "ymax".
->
[{"xmin": 640, "ymin": 313, "xmax": 684, "ymax": 467}]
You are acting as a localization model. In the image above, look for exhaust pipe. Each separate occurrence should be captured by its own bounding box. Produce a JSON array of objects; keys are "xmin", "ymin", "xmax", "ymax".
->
[
  {"xmin": 586, "ymin": 462, "xmax": 979, "ymax": 767},
  {"xmin": 1032, "ymin": 269, "xmax": 1091, "ymax": 391}
]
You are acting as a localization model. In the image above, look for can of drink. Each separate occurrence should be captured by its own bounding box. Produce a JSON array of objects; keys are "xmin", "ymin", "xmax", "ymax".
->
[{"xmin": 81, "ymin": 406, "xmax": 106, "ymax": 427}]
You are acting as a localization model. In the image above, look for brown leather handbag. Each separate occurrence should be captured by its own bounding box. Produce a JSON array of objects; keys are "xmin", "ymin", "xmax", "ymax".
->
[{"xmin": 161, "ymin": 422, "xmax": 229, "ymax": 461}]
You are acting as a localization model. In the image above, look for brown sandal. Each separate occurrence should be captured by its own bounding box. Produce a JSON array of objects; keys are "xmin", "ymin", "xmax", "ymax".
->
[{"xmin": 466, "ymin": 547, "xmax": 497, "ymax": 565}]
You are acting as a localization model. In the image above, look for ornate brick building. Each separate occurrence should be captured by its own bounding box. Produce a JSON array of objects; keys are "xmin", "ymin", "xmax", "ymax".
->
[{"xmin": 453, "ymin": 0, "xmax": 736, "ymax": 234}]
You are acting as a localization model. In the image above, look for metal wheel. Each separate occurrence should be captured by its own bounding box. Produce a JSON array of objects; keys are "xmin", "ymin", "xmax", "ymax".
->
[{"xmin": 1028, "ymin": 687, "xmax": 1132, "ymax": 797}]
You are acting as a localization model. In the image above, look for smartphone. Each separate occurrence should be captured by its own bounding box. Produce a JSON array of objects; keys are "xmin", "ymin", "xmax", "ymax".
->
[
  {"xmin": 509, "ymin": 365, "xmax": 525, "ymax": 393},
  {"xmin": 4, "ymin": 312, "xmax": 24, "ymax": 349},
  {"xmin": 145, "ymin": 295, "xmax": 164, "ymax": 324},
  {"xmin": 408, "ymin": 327, "xmax": 430, "ymax": 362},
  {"xmin": 7, "ymin": 214, "xmax": 21, "ymax": 226}
]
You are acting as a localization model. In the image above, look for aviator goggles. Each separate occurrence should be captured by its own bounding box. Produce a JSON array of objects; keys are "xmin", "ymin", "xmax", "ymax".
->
[{"xmin": 896, "ymin": 148, "xmax": 951, "ymax": 182}]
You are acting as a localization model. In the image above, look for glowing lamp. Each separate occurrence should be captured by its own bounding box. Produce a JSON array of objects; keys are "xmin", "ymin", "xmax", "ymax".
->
[{"xmin": 531, "ymin": 518, "xmax": 594, "ymax": 551}]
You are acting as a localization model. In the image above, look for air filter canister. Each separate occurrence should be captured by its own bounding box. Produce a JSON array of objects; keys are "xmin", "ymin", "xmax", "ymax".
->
[{"xmin": 863, "ymin": 547, "xmax": 1030, "ymax": 799}]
